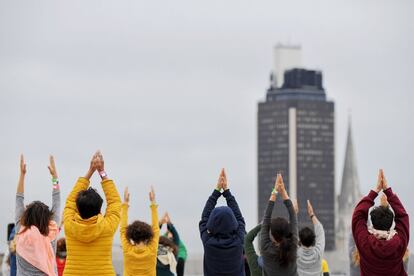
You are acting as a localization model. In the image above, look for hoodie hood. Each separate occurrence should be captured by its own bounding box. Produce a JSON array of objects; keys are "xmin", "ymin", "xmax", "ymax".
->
[
  {"xmin": 206, "ymin": 206, "xmax": 238, "ymax": 235},
  {"xmin": 65, "ymin": 213, "xmax": 105, "ymax": 243}
]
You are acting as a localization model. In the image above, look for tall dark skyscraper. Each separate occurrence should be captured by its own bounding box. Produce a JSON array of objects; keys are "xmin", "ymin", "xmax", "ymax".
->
[{"xmin": 258, "ymin": 67, "xmax": 336, "ymax": 250}]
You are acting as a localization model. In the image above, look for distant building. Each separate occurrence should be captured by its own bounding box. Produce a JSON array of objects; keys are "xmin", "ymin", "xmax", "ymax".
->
[
  {"xmin": 258, "ymin": 66, "xmax": 336, "ymax": 250},
  {"xmin": 336, "ymin": 119, "xmax": 362, "ymax": 255},
  {"xmin": 272, "ymin": 44, "xmax": 302, "ymax": 88}
]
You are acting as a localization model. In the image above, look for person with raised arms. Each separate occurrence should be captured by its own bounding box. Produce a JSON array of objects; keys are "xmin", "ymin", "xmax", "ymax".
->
[
  {"xmin": 120, "ymin": 186, "xmax": 159, "ymax": 276},
  {"xmin": 260, "ymin": 173, "xmax": 298, "ymax": 276},
  {"xmin": 63, "ymin": 151, "xmax": 121, "ymax": 276},
  {"xmin": 199, "ymin": 168, "xmax": 246, "ymax": 276},
  {"xmin": 15, "ymin": 155, "xmax": 61, "ymax": 276},
  {"xmin": 352, "ymin": 169, "xmax": 409, "ymax": 276},
  {"xmin": 296, "ymin": 200, "xmax": 325, "ymax": 276}
]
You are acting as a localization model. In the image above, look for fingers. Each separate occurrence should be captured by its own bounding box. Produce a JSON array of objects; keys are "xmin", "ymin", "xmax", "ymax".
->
[
  {"xmin": 49, "ymin": 155, "xmax": 55, "ymax": 167},
  {"xmin": 20, "ymin": 154, "xmax": 25, "ymax": 165}
]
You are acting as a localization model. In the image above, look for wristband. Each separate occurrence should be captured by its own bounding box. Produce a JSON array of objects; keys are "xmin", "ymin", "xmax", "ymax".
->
[
  {"xmin": 271, "ymin": 188, "xmax": 278, "ymax": 195},
  {"xmin": 98, "ymin": 171, "xmax": 107, "ymax": 179},
  {"xmin": 52, "ymin": 178, "xmax": 59, "ymax": 185},
  {"xmin": 53, "ymin": 184, "xmax": 60, "ymax": 190}
]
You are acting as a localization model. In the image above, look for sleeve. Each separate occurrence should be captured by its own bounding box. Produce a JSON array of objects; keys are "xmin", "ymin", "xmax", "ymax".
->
[
  {"xmin": 101, "ymin": 179, "xmax": 122, "ymax": 233},
  {"xmin": 167, "ymin": 223, "xmax": 181, "ymax": 246},
  {"xmin": 63, "ymin": 177, "xmax": 90, "ymax": 227},
  {"xmin": 15, "ymin": 193, "xmax": 25, "ymax": 231},
  {"xmin": 259, "ymin": 200, "xmax": 274, "ymax": 252},
  {"xmin": 223, "ymin": 189, "xmax": 246, "ymax": 241},
  {"xmin": 352, "ymin": 190, "xmax": 377, "ymax": 251},
  {"xmin": 51, "ymin": 187, "xmax": 61, "ymax": 225},
  {"xmin": 244, "ymin": 224, "xmax": 262, "ymax": 276},
  {"xmin": 120, "ymin": 203, "xmax": 133, "ymax": 252},
  {"xmin": 199, "ymin": 189, "xmax": 221, "ymax": 243},
  {"xmin": 384, "ymin": 188, "xmax": 409, "ymax": 249},
  {"xmin": 313, "ymin": 220, "xmax": 325, "ymax": 258},
  {"xmin": 284, "ymin": 199, "xmax": 298, "ymax": 239},
  {"xmin": 148, "ymin": 204, "xmax": 160, "ymax": 253}
]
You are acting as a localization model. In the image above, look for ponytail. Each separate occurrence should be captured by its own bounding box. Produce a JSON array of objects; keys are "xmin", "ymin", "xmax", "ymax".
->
[{"xmin": 277, "ymin": 233, "xmax": 296, "ymax": 267}]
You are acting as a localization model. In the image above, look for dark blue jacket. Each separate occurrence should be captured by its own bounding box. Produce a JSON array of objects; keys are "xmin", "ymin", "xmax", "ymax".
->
[{"xmin": 199, "ymin": 189, "xmax": 246, "ymax": 276}]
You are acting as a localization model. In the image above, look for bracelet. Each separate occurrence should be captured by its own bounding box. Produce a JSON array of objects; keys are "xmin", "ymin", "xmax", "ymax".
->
[
  {"xmin": 271, "ymin": 188, "xmax": 278, "ymax": 195},
  {"xmin": 52, "ymin": 178, "xmax": 59, "ymax": 185},
  {"xmin": 53, "ymin": 184, "xmax": 60, "ymax": 190},
  {"xmin": 99, "ymin": 171, "xmax": 108, "ymax": 179}
]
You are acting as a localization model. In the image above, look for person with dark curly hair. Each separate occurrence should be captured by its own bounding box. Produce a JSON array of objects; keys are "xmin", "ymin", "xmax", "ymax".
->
[
  {"xmin": 120, "ymin": 186, "xmax": 159, "ymax": 276},
  {"xmin": 15, "ymin": 155, "xmax": 61, "ymax": 276}
]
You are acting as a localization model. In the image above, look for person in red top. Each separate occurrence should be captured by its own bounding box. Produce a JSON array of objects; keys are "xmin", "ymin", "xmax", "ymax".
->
[
  {"xmin": 352, "ymin": 169, "xmax": 409, "ymax": 276},
  {"xmin": 56, "ymin": 238, "xmax": 67, "ymax": 276}
]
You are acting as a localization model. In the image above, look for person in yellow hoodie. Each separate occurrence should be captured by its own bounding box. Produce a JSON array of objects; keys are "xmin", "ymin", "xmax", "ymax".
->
[
  {"xmin": 63, "ymin": 151, "xmax": 121, "ymax": 276},
  {"xmin": 120, "ymin": 186, "xmax": 159, "ymax": 276}
]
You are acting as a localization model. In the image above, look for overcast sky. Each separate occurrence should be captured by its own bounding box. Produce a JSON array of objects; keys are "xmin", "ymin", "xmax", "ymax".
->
[{"xmin": 0, "ymin": 0, "xmax": 413, "ymax": 254}]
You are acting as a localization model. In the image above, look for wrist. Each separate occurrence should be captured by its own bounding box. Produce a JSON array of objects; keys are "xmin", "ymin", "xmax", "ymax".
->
[{"xmin": 98, "ymin": 170, "xmax": 108, "ymax": 180}]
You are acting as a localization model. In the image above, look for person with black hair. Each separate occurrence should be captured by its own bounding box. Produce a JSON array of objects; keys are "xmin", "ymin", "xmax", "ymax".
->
[
  {"xmin": 120, "ymin": 186, "xmax": 159, "ymax": 276},
  {"xmin": 15, "ymin": 155, "xmax": 61, "ymax": 276},
  {"xmin": 349, "ymin": 193, "xmax": 410, "ymax": 276},
  {"xmin": 199, "ymin": 168, "xmax": 246, "ymax": 276},
  {"xmin": 352, "ymin": 169, "xmax": 409, "ymax": 276},
  {"xmin": 296, "ymin": 200, "xmax": 325, "ymax": 276},
  {"xmin": 260, "ymin": 173, "xmax": 298, "ymax": 276},
  {"xmin": 63, "ymin": 151, "xmax": 121, "ymax": 276}
]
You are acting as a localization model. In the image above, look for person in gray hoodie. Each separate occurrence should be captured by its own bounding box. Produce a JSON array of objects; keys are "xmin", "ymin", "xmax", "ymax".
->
[{"xmin": 296, "ymin": 200, "xmax": 325, "ymax": 276}]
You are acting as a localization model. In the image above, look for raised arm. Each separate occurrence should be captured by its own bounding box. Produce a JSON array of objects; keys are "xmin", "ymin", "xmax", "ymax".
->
[
  {"xmin": 352, "ymin": 170, "xmax": 384, "ymax": 248},
  {"xmin": 307, "ymin": 200, "xmax": 325, "ymax": 255},
  {"xmin": 64, "ymin": 153, "xmax": 96, "ymax": 225},
  {"xmin": 94, "ymin": 152, "xmax": 121, "ymax": 233},
  {"xmin": 15, "ymin": 155, "xmax": 27, "ymax": 227},
  {"xmin": 260, "ymin": 174, "xmax": 279, "ymax": 252},
  {"xmin": 221, "ymin": 169, "xmax": 246, "ymax": 240},
  {"xmin": 245, "ymin": 224, "xmax": 262, "ymax": 275},
  {"xmin": 148, "ymin": 186, "xmax": 160, "ymax": 252},
  {"xmin": 120, "ymin": 187, "xmax": 133, "ymax": 252},
  {"xmin": 165, "ymin": 213, "xmax": 181, "ymax": 246},
  {"xmin": 48, "ymin": 155, "xmax": 61, "ymax": 224},
  {"xmin": 352, "ymin": 191, "xmax": 377, "ymax": 248},
  {"xmin": 277, "ymin": 174, "xmax": 298, "ymax": 239},
  {"xmin": 381, "ymin": 171, "xmax": 409, "ymax": 247}
]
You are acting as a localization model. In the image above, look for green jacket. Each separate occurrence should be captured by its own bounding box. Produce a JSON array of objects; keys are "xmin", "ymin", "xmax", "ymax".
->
[{"xmin": 244, "ymin": 224, "xmax": 262, "ymax": 276}]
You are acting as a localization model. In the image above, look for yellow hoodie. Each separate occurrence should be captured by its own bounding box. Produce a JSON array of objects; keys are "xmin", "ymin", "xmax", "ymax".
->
[
  {"xmin": 63, "ymin": 177, "xmax": 121, "ymax": 276},
  {"xmin": 120, "ymin": 202, "xmax": 159, "ymax": 276}
]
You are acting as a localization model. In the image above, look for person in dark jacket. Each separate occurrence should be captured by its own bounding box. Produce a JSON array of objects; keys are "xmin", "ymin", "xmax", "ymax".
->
[
  {"xmin": 352, "ymin": 169, "xmax": 409, "ymax": 276},
  {"xmin": 260, "ymin": 173, "xmax": 298, "ymax": 276},
  {"xmin": 199, "ymin": 168, "xmax": 246, "ymax": 276}
]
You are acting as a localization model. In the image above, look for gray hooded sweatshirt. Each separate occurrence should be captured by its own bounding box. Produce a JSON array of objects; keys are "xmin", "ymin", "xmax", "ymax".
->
[{"xmin": 296, "ymin": 220, "xmax": 325, "ymax": 276}]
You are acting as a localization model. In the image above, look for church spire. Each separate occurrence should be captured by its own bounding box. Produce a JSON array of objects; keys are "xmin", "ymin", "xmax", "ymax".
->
[{"xmin": 338, "ymin": 117, "xmax": 361, "ymax": 211}]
